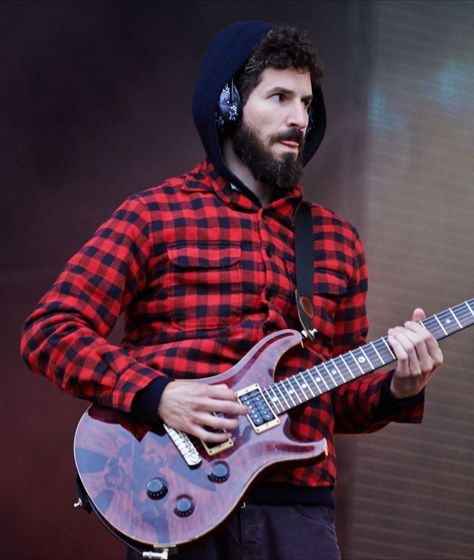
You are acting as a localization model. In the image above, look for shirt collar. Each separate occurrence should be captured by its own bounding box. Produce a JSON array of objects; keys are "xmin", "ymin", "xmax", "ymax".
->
[{"xmin": 181, "ymin": 160, "xmax": 304, "ymax": 212}]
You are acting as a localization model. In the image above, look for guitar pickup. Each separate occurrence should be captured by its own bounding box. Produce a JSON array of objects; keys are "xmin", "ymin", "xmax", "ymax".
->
[
  {"xmin": 236, "ymin": 384, "xmax": 280, "ymax": 434},
  {"xmin": 200, "ymin": 412, "xmax": 234, "ymax": 456}
]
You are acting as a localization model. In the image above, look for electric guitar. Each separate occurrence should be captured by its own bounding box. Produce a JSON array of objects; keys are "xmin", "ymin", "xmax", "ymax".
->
[{"xmin": 74, "ymin": 298, "xmax": 474, "ymax": 556}]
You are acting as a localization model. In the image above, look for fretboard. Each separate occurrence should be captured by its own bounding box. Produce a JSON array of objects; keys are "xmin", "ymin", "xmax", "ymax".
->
[{"xmin": 263, "ymin": 298, "xmax": 474, "ymax": 414}]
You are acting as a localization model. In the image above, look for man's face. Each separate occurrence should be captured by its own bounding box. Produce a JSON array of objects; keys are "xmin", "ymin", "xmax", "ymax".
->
[{"xmin": 232, "ymin": 67, "xmax": 313, "ymax": 191}]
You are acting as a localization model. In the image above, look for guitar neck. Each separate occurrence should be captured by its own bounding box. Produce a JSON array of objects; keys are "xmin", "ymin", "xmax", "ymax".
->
[{"xmin": 263, "ymin": 298, "xmax": 474, "ymax": 414}]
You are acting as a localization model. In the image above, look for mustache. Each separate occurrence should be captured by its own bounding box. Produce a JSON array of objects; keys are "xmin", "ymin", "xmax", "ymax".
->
[{"xmin": 271, "ymin": 128, "xmax": 305, "ymax": 147}]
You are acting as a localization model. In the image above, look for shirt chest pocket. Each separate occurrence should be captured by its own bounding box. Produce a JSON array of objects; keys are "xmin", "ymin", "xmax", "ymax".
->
[
  {"xmin": 164, "ymin": 242, "xmax": 243, "ymax": 332},
  {"xmin": 312, "ymin": 269, "xmax": 348, "ymax": 345}
]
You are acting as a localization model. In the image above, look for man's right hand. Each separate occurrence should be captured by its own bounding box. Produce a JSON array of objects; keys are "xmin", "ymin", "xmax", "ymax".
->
[{"xmin": 158, "ymin": 381, "xmax": 248, "ymax": 443}]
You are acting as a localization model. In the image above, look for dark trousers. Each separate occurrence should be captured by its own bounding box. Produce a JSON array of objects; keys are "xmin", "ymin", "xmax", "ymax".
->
[{"xmin": 126, "ymin": 503, "xmax": 341, "ymax": 560}]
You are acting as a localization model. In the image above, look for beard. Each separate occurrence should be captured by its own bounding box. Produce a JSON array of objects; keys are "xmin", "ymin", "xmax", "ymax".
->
[{"xmin": 231, "ymin": 123, "xmax": 305, "ymax": 192}]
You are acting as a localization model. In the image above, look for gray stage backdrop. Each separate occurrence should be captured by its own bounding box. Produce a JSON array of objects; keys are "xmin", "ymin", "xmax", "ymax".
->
[{"xmin": 1, "ymin": 1, "xmax": 473, "ymax": 559}]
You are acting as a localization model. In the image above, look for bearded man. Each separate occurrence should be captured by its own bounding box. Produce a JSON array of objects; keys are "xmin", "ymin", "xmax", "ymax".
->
[{"xmin": 21, "ymin": 22, "xmax": 442, "ymax": 560}]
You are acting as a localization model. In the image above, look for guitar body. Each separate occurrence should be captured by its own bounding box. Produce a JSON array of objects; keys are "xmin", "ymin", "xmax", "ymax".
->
[
  {"xmin": 74, "ymin": 329, "xmax": 328, "ymax": 550},
  {"xmin": 74, "ymin": 298, "xmax": 474, "ymax": 550}
]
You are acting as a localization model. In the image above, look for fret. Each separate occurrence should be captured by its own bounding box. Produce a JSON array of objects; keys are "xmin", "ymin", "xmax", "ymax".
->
[
  {"xmin": 264, "ymin": 386, "xmax": 284, "ymax": 414},
  {"xmin": 331, "ymin": 356, "xmax": 353, "ymax": 382},
  {"xmin": 437, "ymin": 310, "xmax": 460, "ymax": 335},
  {"xmin": 301, "ymin": 368, "xmax": 322, "ymax": 396},
  {"xmin": 319, "ymin": 363, "xmax": 338, "ymax": 388},
  {"xmin": 348, "ymin": 351, "xmax": 364, "ymax": 374},
  {"xmin": 339, "ymin": 354, "xmax": 356, "ymax": 379},
  {"xmin": 423, "ymin": 316, "xmax": 443, "ymax": 338},
  {"xmin": 350, "ymin": 348, "xmax": 371, "ymax": 374},
  {"xmin": 448, "ymin": 308, "xmax": 463, "ymax": 329},
  {"xmin": 264, "ymin": 387, "xmax": 285, "ymax": 412},
  {"xmin": 365, "ymin": 342, "xmax": 384, "ymax": 369},
  {"xmin": 261, "ymin": 388, "xmax": 281, "ymax": 415},
  {"xmin": 321, "ymin": 360, "xmax": 345, "ymax": 384},
  {"xmin": 456, "ymin": 302, "xmax": 473, "ymax": 325},
  {"xmin": 306, "ymin": 365, "xmax": 330, "ymax": 393},
  {"xmin": 289, "ymin": 377, "xmax": 305, "ymax": 403},
  {"xmin": 271, "ymin": 384, "xmax": 289, "ymax": 411},
  {"xmin": 317, "ymin": 368, "xmax": 331, "ymax": 391},
  {"xmin": 360, "ymin": 347, "xmax": 375, "ymax": 370},
  {"xmin": 433, "ymin": 313, "xmax": 448, "ymax": 336},
  {"xmin": 282, "ymin": 378, "xmax": 300, "ymax": 406},
  {"xmin": 465, "ymin": 300, "xmax": 474, "ymax": 318},
  {"xmin": 380, "ymin": 337, "xmax": 396, "ymax": 361},
  {"xmin": 295, "ymin": 371, "xmax": 316, "ymax": 398}
]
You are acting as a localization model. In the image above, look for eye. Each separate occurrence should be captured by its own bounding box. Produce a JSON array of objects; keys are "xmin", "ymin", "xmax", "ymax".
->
[{"xmin": 272, "ymin": 92, "xmax": 286, "ymax": 102}]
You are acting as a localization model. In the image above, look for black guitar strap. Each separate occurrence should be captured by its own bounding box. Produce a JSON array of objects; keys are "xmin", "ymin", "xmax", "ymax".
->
[{"xmin": 294, "ymin": 201, "xmax": 318, "ymax": 343}]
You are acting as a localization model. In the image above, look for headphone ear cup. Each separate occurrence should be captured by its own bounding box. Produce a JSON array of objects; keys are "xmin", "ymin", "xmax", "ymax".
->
[{"xmin": 216, "ymin": 81, "xmax": 242, "ymax": 130}]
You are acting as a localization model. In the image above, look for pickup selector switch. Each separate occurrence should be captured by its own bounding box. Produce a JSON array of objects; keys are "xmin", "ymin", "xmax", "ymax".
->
[{"xmin": 208, "ymin": 461, "xmax": 230, "ymax": 483}]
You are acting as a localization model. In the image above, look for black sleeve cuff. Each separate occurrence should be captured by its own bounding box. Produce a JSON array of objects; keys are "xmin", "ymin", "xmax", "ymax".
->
[
  {"xmin": 131, "ymin": 376, "xmax": 175, "ymax": 425},
  {"xmin": 374, "ymin": 371, "xmax": 425, "ymax": 421}
]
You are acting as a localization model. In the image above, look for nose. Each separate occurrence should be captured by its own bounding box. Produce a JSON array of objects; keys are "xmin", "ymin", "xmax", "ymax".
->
[{"xmin": 287, "ymin": 101, "xmax": 309, "ymax": 131}]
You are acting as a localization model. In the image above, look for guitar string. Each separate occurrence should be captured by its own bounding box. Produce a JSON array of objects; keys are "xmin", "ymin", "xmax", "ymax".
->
[{"xmin": 265, "ymin": 302, "xmax": 474, "ymax": 413}]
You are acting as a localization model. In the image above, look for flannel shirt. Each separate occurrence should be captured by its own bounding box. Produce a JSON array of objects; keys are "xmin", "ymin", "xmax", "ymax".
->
[{"xmin": 21, "ymin": 159, "xmax": 424, "ymax": 488}]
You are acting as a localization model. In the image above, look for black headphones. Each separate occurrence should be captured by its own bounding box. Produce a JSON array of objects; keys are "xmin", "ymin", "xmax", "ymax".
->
[
  {"xmin": 216, "ymin": 79, "xmax": 242, "ymax": 131},
  {"xmin": 216, "ymin": 78, "xmax": 314, "ymax": 136}
]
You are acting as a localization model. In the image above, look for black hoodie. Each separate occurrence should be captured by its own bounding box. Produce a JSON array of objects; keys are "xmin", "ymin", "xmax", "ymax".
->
[{"xmin": 192, "ymin": 20, "xmax": 327, "ymax": 197}]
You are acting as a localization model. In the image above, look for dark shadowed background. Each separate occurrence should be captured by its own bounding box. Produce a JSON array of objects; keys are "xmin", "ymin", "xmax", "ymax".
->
[{"xmin": 1, "ymin": 1, "xmax": 473, "ymax": 559}]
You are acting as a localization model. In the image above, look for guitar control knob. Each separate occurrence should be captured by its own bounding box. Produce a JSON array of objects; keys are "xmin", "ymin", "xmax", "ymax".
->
[
  {"xmin": 146, "ymin": 477, "xmax": 168, "ymax": 500},
  {"xmin": 208, "ymin": 461, "xmax": 230, "ymax": 483},
  {"xmin": 174, "ymin": 496, "xmax": 194, "ymax": 517}
]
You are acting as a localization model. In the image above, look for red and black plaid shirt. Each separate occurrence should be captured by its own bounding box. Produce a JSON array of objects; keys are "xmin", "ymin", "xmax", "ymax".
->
[{"xmin": 21, "ymin": 160, "xmax": 423, "ymax": 488}]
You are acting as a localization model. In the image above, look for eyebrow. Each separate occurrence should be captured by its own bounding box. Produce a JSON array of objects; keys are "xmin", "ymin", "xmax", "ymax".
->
[{"xmin": 267, "ymin": 86, "xmax": 313, "ymax": 103}]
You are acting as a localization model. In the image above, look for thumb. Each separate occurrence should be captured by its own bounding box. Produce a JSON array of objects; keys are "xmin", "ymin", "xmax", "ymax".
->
[{"xmin": 412, "ymin": 307, "xmax": 426, "ymax": 322}]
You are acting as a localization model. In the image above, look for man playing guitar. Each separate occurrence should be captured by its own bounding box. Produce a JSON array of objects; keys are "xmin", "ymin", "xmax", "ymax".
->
[{"xmin": 21, "ymin": 22, "xmax": 443, "ymax": 560}]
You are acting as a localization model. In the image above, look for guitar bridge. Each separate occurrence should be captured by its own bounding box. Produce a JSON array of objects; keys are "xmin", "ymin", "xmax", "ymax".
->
[
  {"xmin": 163, "ymin": 423, "xmax": 202, "ymax": 467},
  {"xmin": 200, "ymin": 412, "xmax": 234, "ymax": 456},
  {"xmin": 236, "ymin": 384, "xmax": 280, "ymax": 434}
]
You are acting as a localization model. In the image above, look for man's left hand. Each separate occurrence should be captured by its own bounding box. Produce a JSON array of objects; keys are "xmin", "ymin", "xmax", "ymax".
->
[{"xmin": 388, "ymin": 308, "xmax": 443, "ymax": 399}]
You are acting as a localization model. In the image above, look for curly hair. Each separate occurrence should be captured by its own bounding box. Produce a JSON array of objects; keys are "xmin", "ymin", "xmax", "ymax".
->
[{"xmin": 235, "ymin": 25, "xmax": 324, "ymax": 104}]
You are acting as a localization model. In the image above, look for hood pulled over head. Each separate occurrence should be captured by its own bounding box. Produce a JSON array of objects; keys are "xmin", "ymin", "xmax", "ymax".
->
[{"xmin": 192, "ymin": 21, "xmax": 327, "ymax": 188}]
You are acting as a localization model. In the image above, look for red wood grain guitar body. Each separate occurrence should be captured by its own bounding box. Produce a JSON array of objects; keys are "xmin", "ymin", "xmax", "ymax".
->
[{"xmin": 74, "ymin": 330, "xmax": 327, "ymax": 551}]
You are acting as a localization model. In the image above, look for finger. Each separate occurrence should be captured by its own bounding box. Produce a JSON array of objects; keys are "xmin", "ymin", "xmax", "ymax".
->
[
  {"xmin": 389, "ymin": 326, "xmax": 438, "ymax": 377},
  {"xmin": 412, "ymin": 308, "xmax": 426, "ymax": 322},
  {"xmin": 388, "ymin": 327, "xmax": 418, "ymax": 357},
  {"xmin": 388, "ymin": 329, "xmax": 421, "ymax": 374},
  {"xmin": 194, "ymin": 411, "xmax": 240, "ymax": 432},
  {"xmin": 423, "ymin": 336, "xmax": 443, "ymax": 368},
  {"xmin": 402, "ymin": 322, "xmax": 439, "ymax": 360},
  {"xmin": 207, "ymin": 383, "xmax": 240, "ymax": 401},
  {"xmin": 191, "ymin": 412, "xmax": 240, "ymax": 443},
  {"xmin": 215, "ymin": 400, "xmax": 249, "ymax": 416},
  {"xmin": 193, "ymin": 425, "xmax": 233, "ymax": 443},
  {"xmin": 198, "ymin": 396, "xmax": 248, "ymax": 417},
  {"xmin": 403, "ymin": 321, "xmax": 443, "ymax": 369}
]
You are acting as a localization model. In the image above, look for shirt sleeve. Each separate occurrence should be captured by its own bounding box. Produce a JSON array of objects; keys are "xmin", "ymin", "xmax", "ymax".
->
[
  {"xmin": 20, "ymin": 195, "xmax": 171, "ymax": 416},
  {"xmin": 330, "ymin": 231, "xmax": 424, "ymax": 434}
]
